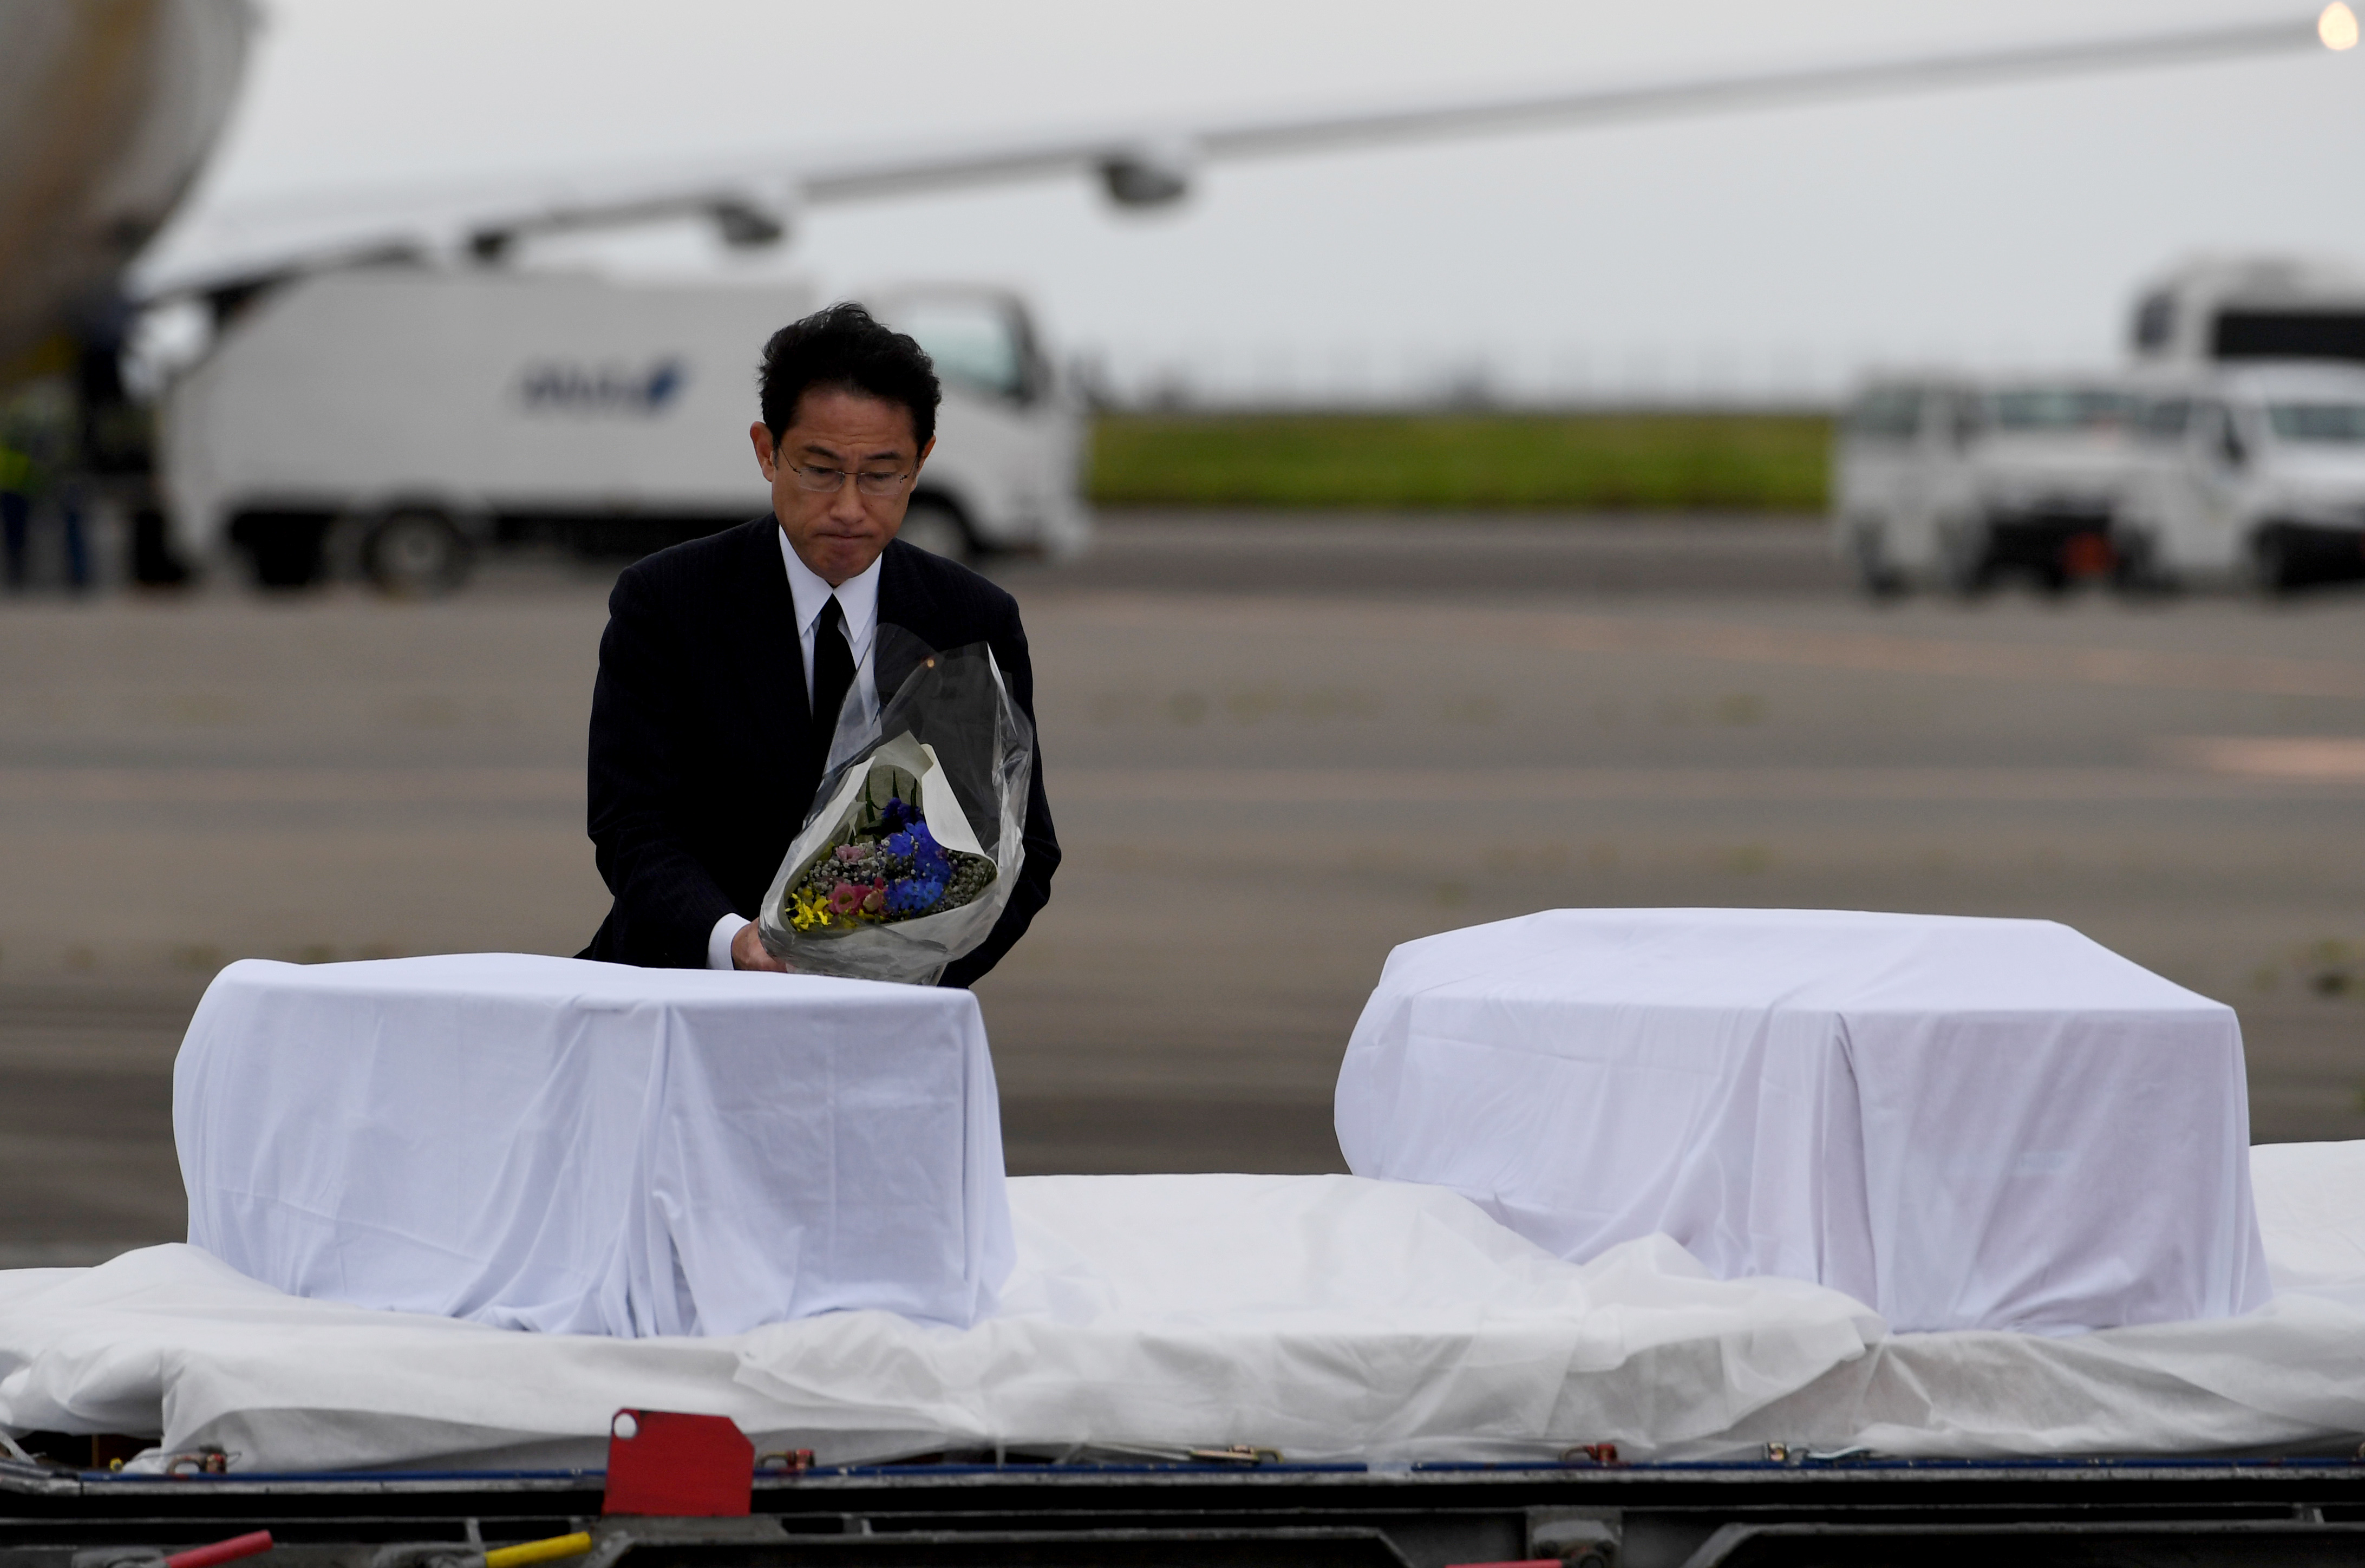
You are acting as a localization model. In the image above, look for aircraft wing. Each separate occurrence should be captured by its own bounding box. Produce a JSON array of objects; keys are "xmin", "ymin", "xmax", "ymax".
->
[{"xmin": 134, "ymin": 9, "xmax": 2343, "ymax": 305}]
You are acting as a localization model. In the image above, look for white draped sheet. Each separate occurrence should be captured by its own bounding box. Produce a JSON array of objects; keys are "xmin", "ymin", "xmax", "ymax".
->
[
  {"xmin": 174, "ymin": 954, "xmax": 1014, "ymax": 1336},
  {"xmin": 4, "ymin": 1152, "xmax": 2365, "ymax": 1473},
  {"xmin": 1334, "ymin": 909, "xmax": 2269, "ymax": 1334}
]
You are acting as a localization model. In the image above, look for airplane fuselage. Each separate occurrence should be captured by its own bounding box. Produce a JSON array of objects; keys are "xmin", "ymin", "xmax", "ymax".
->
[{"xmin": 0, "ymin": 0, "xmax": 249, "ymax": 375}]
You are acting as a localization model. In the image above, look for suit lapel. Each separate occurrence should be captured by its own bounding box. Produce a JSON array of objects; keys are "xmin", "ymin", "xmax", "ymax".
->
[
  {"xmin": 733, "ymin": 517, "xmax": 808, "ymax": 778},
  {"xmin": 877, "ymin": 539, "xmax": 923, "ymax": 637},
  {"xmin": 874, "ymin": 540, "xmax": 943, "ymax": 702}
]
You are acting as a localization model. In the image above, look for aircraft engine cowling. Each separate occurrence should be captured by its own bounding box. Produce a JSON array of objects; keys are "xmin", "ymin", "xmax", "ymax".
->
[
  {"xmin": 710, "ymin": 197, "xmax": 790, "ymax": 249},
  {"xmin": 1095, "ymin": 141, "xmax": 1196, "ymax": 208}
]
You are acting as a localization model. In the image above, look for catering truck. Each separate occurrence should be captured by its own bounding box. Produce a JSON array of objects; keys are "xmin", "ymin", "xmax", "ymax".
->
[
  {"xmin": 2128, "ymin": 253, "xmax": 2365, "ymax": 371},
  {"xmin": 158, "ymin": 267, "xmax": 1092, "ymax": 592},
  {"xmin": 1830, "ymin": 374, "xmax": 2136, "ymax": 594}
]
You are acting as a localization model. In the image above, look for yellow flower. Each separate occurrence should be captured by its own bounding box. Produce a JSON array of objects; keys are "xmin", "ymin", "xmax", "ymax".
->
[{"xmin": 788, "ymin": 886, "xmax": 833, "ymax": 931}]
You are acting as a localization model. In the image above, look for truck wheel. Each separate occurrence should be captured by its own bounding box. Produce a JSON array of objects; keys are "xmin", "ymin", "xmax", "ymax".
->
[
  {"xmin": 364, "ymin": 512, "xmax": 473, "ymax": 597},
  {"xmin": 1943, "ymin": 536, "xmax": 1994, "ymax": 598},
  {"xmin": 896, "ymin": 501, "xmax": 972, "ymax": 564},
  {"xmin": 1847, "ymin": 523, "xmax": 1905, "ymax": 599},
  {"xmin": 2111, "ymin": 534, "xmax": 2174, "ymax": 598},
  {"xmin": 231, "ymin": 513, "xmax": 332, "ymax": 589},
  {"xmin": 130, "ymin": 506, "xmax": 191, "ymax": 587},
  {"xmin": 2249, "ymin": 527, "xmax": 2298, "ymax": 597}
]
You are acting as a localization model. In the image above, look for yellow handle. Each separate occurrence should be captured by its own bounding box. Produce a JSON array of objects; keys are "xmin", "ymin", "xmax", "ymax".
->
[{"xmin": 485, "ymin": 1533, "xmax": 593, "ymax": 1568}]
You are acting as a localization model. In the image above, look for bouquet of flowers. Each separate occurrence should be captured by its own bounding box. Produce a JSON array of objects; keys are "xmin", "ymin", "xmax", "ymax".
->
[
  {"xmin": 779, "ymin": 743, "xmax": 996, "ymax": 931},
  {"xmin": 757, "ymin": 632, "xmax": 1032, "ymax": 985}
]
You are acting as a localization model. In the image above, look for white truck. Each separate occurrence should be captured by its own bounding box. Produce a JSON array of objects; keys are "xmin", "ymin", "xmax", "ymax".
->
[
  {"xmin": 1835, "ymin": 254, "xmax": 2365, "ymax": 597},
  {"xmin": 1831, "ymin": 374, "xmax": 2134, "ymax": 594},
  {"xmin": 2109, "ymin": 256, "xmax": 2365, "ymax": 591},
  {"xmin": 1828, "ymin": 375, "xmax": 1976, "ymax": 594},
  {"xmin": 2116, "ymin": 362, "xmax": 2365, "ymax": 592},
  {"xmin": 2129, "ymin": 253, "xmax": 2365, "ymax": 370},
  {"xmin": 159, "ymin": 267, "xmax": 1092, "ymax": 591}
]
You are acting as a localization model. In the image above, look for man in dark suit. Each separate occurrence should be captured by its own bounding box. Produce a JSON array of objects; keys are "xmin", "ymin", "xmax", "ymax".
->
[{"xmin": 579, "ymin": 303, "xmax": 1057, "ymax": 985}]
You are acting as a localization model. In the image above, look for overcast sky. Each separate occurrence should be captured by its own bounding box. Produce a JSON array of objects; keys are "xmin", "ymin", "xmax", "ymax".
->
[{"xmin": 154, "ymin": 0, "xmax": 2365, "ymax": 404}]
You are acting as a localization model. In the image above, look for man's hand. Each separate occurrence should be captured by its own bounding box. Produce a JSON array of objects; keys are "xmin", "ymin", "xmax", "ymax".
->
[{"xmin": 731, "ymin": 921, "xmax": 791, "ymax": 972}]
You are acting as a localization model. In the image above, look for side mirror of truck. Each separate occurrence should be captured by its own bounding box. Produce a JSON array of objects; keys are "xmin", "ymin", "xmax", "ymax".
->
[{"xmin": 2219, "ymin": 417, "xmax": 2248, "ymax": 469}]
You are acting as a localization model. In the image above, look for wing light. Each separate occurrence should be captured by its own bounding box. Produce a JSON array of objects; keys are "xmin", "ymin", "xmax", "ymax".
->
[{"xmin": 2323, "ymin": 3, "xmax": 2359, "ymax": 49}]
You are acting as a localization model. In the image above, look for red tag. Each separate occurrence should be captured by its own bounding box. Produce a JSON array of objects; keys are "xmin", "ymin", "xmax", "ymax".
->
[{"xmin": 602, "ymin": 1409, "xmax": 753, "ymax": 1517}]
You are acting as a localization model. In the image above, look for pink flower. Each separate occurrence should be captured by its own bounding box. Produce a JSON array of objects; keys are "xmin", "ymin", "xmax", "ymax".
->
[
  {"xmin": 833, "ymin": 844, "xmax": 863, "ymax": 863},
  {"xmin": 861, "ymin": 887, "xmax": 886, "ymax": 916},
  {"xmin": 829, "ymin": 883, "xmax": 863, "ymax": 915}
]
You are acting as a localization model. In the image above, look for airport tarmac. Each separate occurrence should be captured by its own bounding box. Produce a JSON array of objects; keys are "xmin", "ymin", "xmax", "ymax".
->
[{"xmin": 4, "ymin": 513, "xmax": 2365, "ymax": 1263}]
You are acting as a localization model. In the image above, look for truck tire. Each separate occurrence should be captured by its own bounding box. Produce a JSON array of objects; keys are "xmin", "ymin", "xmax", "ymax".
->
[
  {"xmin": 363, "ymin": 511, "xmax": 473, "ymax": 597},
  {"xmin": 1942, "ymin": 528, "xmax": 1995, "ymax": 598},
  {"xmin": 896, "ymin": 500, "xmax": 972, "ymax": 564},
  {"xmin": 1847, "ymin": 521, "xmax": 1905, "ymax": 599},
  {"xmin": 2110, "ymin": 532, "xmax": 2174, "ymax": 598},
  {"xmin": 232, "ymin": 512, "xmax": 332, "ymax": 589},
  {"xmin": 130, "ymin": 505, "xmax": 190, "ymax": 587},
  {"xmin": 2248, "ymin": 526, "xmax": 2299, "ymax": 597}
]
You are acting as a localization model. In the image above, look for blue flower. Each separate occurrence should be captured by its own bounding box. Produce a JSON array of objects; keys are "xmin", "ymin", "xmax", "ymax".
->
[
  {"xmin": 885, "ymin": 831, "xmax": 914, "ymax": 858},
  {"xmin": 886, "ymin": 876, "xmax": 945, "ymax": 915}
]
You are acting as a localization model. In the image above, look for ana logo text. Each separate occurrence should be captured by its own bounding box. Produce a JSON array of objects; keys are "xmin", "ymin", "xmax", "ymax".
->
[{"xmin": 517, "ymin": 358, "xmax": 687, "ymax": 416}]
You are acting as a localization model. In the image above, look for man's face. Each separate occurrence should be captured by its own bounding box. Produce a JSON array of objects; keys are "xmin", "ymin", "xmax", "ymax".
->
[{"xmin": 750, "ymin": 386, "xmax": 933, "ymax": 587}]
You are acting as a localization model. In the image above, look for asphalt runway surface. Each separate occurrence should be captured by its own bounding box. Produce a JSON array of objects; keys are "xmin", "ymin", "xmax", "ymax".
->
[{"xmin": 4, "ymin": 512, "xmax": 2365, "ymax": 1263}]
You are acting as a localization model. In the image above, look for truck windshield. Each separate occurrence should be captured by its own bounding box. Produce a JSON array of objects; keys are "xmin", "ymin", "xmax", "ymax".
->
[
  {"xmin": 1845, "ymin": 387, "xmax": 1921, "ymax": 440},
  {"xmin": 900, "ymin": 300, "xmax": 1030, "ymax": 401},
  {"xmin": 2266, "ymin": 403, "xmax": 2365, "ymax": 443},
  {"xmin": 1989, "ymin": 389, "xmax": 2134, "ymax": 432},
  {"xmin": 2214, "ymin": 310, "xmax": 2365, "ymax": 362}
]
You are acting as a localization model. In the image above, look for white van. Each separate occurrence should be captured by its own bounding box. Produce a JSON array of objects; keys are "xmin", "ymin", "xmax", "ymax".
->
[
  {"xmin": 1828, "ymin": 375, "xmax": 1979, "ymax": 593},
  {"xmin": 2116, "ymin": 362, "xmax": 2365, "ymax": 592},
  {"xmin": 1832, "ymin": 374, "xmax": 2133, "ymax": 594},
  {"xmin": 160, "ymin": 267, "xmax": 1092, "ymax": 590}
]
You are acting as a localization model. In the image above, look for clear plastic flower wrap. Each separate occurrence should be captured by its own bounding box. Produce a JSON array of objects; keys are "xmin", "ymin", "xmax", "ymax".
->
[{"xmin": 757, "ymin": 628, "xmax": 1033, "ymax": 985}]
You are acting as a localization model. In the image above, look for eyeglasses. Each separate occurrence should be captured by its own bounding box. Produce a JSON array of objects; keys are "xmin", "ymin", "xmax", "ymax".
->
[{"xmin": 788, "ymin": 462, "xmax": 915, "ymax": 498}]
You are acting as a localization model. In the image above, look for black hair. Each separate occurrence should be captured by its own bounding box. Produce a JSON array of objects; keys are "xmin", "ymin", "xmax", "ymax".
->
[{"xmin": 757, "ymin": 302, "xmax": 940, "ymax": 452}]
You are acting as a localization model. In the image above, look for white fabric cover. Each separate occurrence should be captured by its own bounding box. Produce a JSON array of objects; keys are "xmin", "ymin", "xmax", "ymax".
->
[
  {"xmin": 1334, "ymin": 909, "xmax": 2269, "ymax": 1334},
  {"xmin": 174, "ymin": 954, "xmax": 1013, "ymax": 1336},
  {"xmin": 4, "ymin": 1152, "xmax": 2365, "ymax": 1473}
]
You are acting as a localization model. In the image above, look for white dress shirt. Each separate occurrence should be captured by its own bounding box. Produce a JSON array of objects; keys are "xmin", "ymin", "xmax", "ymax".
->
[{"xmin": 705, "ymin": 532, "xmax": 884, "ymax": 970}]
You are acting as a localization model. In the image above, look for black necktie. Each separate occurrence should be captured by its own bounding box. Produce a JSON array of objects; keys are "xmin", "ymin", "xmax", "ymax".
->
[{"xmin": 810, "ymin": 595, "xmax": 855, "ymax": 766}]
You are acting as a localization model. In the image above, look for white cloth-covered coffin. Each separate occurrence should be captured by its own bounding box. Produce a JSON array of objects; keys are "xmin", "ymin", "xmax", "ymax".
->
[
  {"xmin": 1334, "ymin": 909, "xmax": 2269, "ymax": 1334},
  {"xmin": 175, "ymin": 954, "xmax": 1013, "ymax": 1336}
]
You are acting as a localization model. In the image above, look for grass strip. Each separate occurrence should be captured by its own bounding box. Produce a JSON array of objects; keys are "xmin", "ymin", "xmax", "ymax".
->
[{"xmin": 1088, "ymin": 410, "xmax": 1832, "ymax": 512}]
